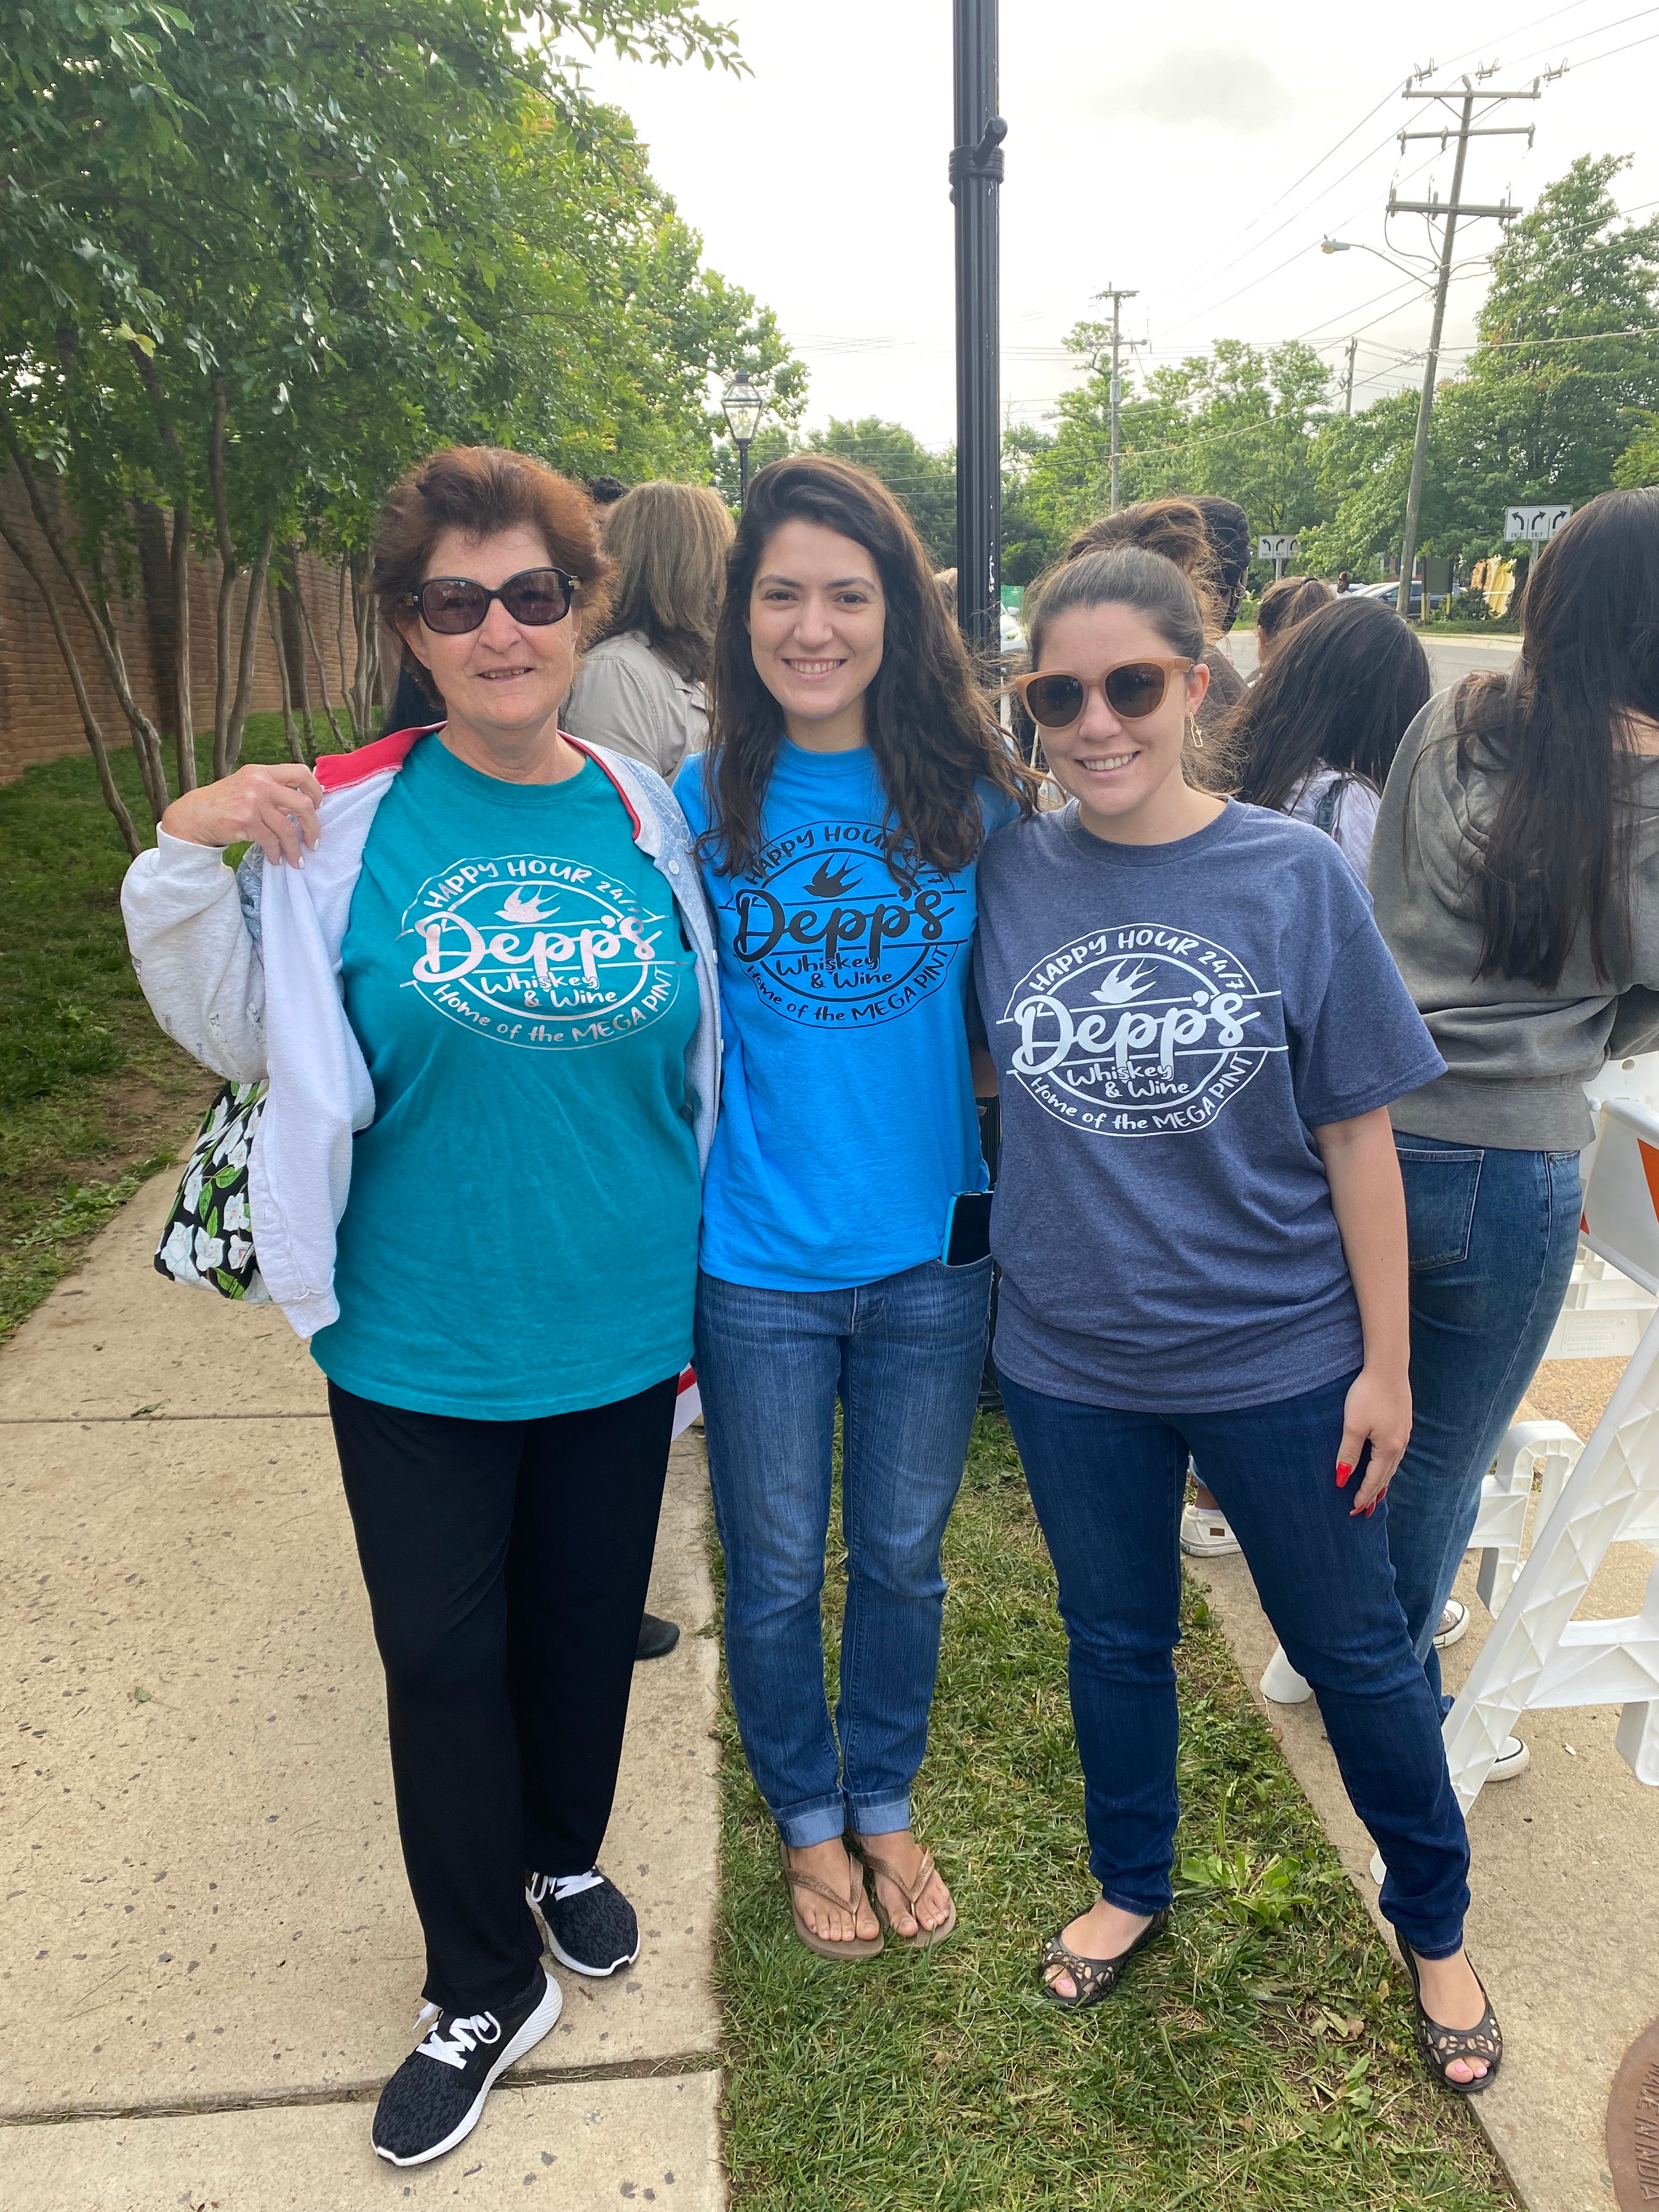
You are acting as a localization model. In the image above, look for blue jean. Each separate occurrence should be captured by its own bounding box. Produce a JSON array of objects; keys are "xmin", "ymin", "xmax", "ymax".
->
[
  {"xmin": 696, "ymin": 1259, "xmax": 991, "ymax": 1847},
  {"xmin": 1391, "ymin": 1132, "xmax": 1582, "ymax": 1703},
  {"xmin": 1001, "ymin": 1368, "xmax": 1471, "ymax": 1959}
]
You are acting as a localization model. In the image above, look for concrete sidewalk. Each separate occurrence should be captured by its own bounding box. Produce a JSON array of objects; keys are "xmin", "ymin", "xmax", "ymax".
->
[
  {"xmin": 1192, "ymin": 1357, "xmax": 1658, "ymax": 2212},
  {"xmin": 1, "ymin": 1175, "xmax": 725, "ymax": 2209}
]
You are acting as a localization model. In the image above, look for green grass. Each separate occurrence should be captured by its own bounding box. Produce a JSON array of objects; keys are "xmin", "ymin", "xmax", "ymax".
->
[
  {"xmin": 715, "ymin": 1415, "xmax": 1515, "ymax": 2210},
  {"xmin": 0, "ymin": 713, "xmax": 346, "ymax": 1339}
]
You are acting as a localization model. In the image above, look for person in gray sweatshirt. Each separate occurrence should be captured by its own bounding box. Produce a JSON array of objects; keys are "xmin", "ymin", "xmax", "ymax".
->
[{"xmin": 1368, "ymin": 487, "xmax": 1659, "ymax": 1771}]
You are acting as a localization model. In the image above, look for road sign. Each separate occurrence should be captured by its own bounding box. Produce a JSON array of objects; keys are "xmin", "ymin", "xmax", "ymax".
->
[
  {"xmin": 1504, "ymin": 504, "xmax": 1572, "ymax": 543},
  {"xmin": 1257, "ymin": 535, "xmax": 1298, "ymax": 561}
]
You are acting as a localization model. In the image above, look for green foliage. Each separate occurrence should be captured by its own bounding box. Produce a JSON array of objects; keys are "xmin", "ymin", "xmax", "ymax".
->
[
  {"xmin": 712, "ymin": 418, "xmax": 957, "ymax": 568},
  {"xmin": 1, "ymin": 0, "xmax": 803, "ymax": 828},
  {"xmin": 1007, "ymin": 155, "xmax": 1657, "ymax": 583},
  {"xmin": 717, "ymin": 1414, "xmax": 1514, "ymax": 2208}
]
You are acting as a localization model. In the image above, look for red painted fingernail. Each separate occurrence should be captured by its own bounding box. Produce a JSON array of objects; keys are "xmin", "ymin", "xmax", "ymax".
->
[
  {"xmin": 1335, "ymin": 1463, "xmax": 1353, "ymax": 1488},
  {"xmin": 1364, "ymin": 1499, "xmax": 1378, "ymax": 1517}
]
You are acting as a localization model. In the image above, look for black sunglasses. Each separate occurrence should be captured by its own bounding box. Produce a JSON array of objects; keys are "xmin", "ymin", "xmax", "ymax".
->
[{"xmin": 403, "ymin": 567, "xmax": 577, "ymax": 635}]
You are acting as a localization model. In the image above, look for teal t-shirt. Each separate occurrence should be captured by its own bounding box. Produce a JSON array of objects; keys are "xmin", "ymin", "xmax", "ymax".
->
[{"xmin": 311, "ymin": 737, "xmax": 701, "ymax": 1418}]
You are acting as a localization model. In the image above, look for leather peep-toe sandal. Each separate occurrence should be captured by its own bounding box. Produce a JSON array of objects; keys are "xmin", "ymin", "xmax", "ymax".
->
[
  {"xmin": 848, "ymin": 1833, "xmax": 957, "ymax": 1950},
  {"xmin": 1039, "ymin": 1907, "xmax": 1169, "ymax": 2010},
  {"xmin": 778, "ymin": 1839, "xmax": 884, "ymax": 1961},
  {"xmin": 1402, "ymin": 1943, "xmax": 1503, "ymax": 2095}
]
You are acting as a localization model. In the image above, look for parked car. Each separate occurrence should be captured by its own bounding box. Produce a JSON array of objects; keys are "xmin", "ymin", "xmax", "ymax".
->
[{"xmin": 1352, "ymin": 579, "xmax": 1448, "ymax": 616}]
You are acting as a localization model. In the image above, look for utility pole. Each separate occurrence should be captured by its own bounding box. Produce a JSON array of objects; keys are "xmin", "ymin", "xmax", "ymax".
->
[
  {"xmin": 1389, "ymin": 72, "xmax": 1539, "ymax": 619},
  {"xmin": 1097, "ymin": 285, "xmax": 1138, "ymax": 511},
  {"xmin": 950, "ymin": 0, "xmax": 1006, "ymax": 669},
  {"xmin": 1342, "ymin": 335, "xmax": 1358, "ymax": 417}
]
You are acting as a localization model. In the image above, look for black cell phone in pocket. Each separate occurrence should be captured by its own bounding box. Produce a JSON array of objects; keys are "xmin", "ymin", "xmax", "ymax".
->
[{"xmin": 941, "ymin": 1190, "xmax": 994, "ymax": 1268}]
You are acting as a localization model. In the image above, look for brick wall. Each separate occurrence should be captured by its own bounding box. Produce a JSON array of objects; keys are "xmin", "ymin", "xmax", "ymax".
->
[{"xmin": 0, "ymin": 466, "xmax": 361, "ymax": 783}]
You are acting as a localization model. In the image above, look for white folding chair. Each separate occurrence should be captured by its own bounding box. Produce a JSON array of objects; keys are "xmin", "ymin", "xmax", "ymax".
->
[{"xmin": 1444, "ymin": 1096, "xmax": 1659, "ymax": 1810}]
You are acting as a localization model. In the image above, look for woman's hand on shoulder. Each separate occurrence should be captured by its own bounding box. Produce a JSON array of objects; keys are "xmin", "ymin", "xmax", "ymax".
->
[
  {"xmin": 160, "ymin": 763, "xmax": 324, "ymax": 867},
  {"xmin": 1336, "ymin": 1363, "xmax": 1412, "ymax": 1515}
]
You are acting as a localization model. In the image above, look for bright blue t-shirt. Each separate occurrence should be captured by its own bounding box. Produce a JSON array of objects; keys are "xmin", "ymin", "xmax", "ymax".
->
[
  {"xmin": 675, "ymin": 739, "xmax": 1017, "ymax": 1291},
  {"xmin": 311, "ymin": 737, "xmax": 701, "ymax": 1418}
]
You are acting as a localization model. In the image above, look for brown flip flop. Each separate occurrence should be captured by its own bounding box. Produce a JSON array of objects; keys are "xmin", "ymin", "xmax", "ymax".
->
[
  {"xmin": 778, "ymin": 1839, "xmax": 884, "ymax": 1960},
  {"xmin": 849, "ymin": 1833, "xmax": 958, "ymax": 1950}
]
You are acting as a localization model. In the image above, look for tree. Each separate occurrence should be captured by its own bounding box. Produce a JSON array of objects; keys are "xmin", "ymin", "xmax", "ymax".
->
[
  {"xmin": 1307, "ymin": 155, "xmax": 1658, "ymax": 575},
  {"xmin": 1, "ymin": 0, "xmax": 798, "ymax": 849}
]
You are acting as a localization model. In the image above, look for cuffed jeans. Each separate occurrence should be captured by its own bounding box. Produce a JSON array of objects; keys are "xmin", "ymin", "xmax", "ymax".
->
[
  {"xmin": 1001, "ymin": 1368, "xmax": 1471, "ymax": 1960},
  {"xmin": 696, "ymin": 1258, "xmax": 991, "ymax": 1847},
  {"xmin": 1391, "ymin": 1132, "xmax": 1582, "ymax": 1703}
]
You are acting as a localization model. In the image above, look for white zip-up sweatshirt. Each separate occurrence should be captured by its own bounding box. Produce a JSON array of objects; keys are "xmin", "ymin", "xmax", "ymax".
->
[{"xmin": 122, "ymin": 726, "xmax": 721, "ymax": 1340}]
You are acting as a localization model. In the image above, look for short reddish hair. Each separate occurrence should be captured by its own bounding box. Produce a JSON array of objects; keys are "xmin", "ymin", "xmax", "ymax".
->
[{"xmin": 371, "ymin": 445, "xmax": 614, "ymax": 632}]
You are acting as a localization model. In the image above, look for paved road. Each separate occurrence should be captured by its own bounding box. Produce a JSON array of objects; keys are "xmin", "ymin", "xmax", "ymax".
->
[{"xmin": 1228, "ymin": 628, "xmax": 1520, "ymax": 692}]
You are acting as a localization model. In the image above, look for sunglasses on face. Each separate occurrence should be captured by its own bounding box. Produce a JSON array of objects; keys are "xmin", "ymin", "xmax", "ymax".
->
[
  {"xmin": 402, "ymin": 567, "xmax": 577, "ymax": 635},
  {"xmin": 1011, "ymin": 658, "xmax": 1195, "ymax": 729}
]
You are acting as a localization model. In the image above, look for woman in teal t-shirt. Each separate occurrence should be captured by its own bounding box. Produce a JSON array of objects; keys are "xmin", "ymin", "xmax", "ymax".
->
[
  {"xmin": 149, "ymin": 447, "xmax": 718, "ymax": 2170},
  {"xmin": 676, "ymin": 455, "xmax": 1036, "ymax": 1959}
]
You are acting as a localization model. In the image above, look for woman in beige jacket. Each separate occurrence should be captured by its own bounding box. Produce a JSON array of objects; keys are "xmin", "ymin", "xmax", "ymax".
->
[{"xmin": 565, "ymin": 480, "xmax": 733, "ymax": 779}]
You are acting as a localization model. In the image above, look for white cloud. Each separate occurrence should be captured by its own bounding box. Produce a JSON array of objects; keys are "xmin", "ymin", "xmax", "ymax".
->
[{"xmin": 1102, "ymin": 48, "xmax": 1296, "ymax": 134}]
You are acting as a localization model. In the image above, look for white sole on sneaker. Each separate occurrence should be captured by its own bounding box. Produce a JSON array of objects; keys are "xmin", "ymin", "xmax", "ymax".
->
[
  {"xmin": 1482, "ymin": 1734, "xmax": 1530, "ymax": 1781},
  {"xmin": 1179, "ymin": 1505, "xmax": 1241, "ymax": 1558},
  {"xmin": 1434, "ymin": 1600, "xmax": 1470, "ymax": 1650},
  {"xmin": 375, "ymin": 1969, "xmax": 563, "ymax": 2169},
  {"xmin": 529, "ymin": 1895, "xmax": 640, "ymax": 1980},
  {"xmin": 1260, "ymin": 1644, "xmax": 1314, "ymax": 1704}
]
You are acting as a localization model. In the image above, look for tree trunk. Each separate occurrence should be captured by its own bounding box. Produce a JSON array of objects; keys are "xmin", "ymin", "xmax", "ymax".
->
[
  {"xmin": 278, "ymin": 555, "xmax": 314, "ymax": 761},
  {"xmin": 6, "ymin": 438, "xmax": 172, "ymax": 823},
  {"xmin": 270, "ymin": 582, "xmax": 304, "ymax": 764},
  {"xmin": 208, "ymin": 380, "xmax": 238, "ymax": 781},
  {"xmin": 133, "ymin": 499, "xmax": 180, "ymax": 744},
  {"xmin": 345, "ymin": 555, "xmax": 380, "ymax": 742},
  {"xmin": 223, "ymin": 523, "xmax": 274, "ymax": 774},
  {"xmin": 170, "ymin": 500, "xmax": 196, "ymax": 793},
  {"xmin": 294, "ymin": 582, "xmax": 349, "ymax": 749},
  {"xmin": 0, "ymin": 509, "xmax": 141, "ymax": 856},
  {"xmin": 90, "ymin": 558, "xmax": 170, "ymax": 819}
]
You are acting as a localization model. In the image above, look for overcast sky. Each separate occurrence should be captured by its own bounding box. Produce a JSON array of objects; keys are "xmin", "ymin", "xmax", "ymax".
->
[{"xmin": 577, "ymin": 0, "xmax": 1658, "ymax": 448}]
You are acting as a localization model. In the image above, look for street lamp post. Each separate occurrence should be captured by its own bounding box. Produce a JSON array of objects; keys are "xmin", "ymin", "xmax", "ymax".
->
[
  {"xmin": 721, "ymin": 370, "xmax": 765, "ymax": 508},
  {"xmin": 951, "ymin": 0, "xmax": 1005, "ymax": 668}
]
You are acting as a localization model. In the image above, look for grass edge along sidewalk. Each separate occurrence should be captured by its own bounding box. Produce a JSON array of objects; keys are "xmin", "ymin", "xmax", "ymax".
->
[
  {"xmin": 715, "ymin": 1413, "xmax": 1515, "ymax": 2211},
  {"xmin": 0, "ymin": 718, "xmax": 340, "ymax": 1342}
]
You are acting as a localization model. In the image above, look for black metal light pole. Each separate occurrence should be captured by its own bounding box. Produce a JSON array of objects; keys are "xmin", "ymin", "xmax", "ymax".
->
[
  {"xmin": 951, "ymin": 0, "xmax": 1005, "ymax": 669},
  {"xmin": 721, "ymin": 370, "xmax": 764, "ymax": 508}
]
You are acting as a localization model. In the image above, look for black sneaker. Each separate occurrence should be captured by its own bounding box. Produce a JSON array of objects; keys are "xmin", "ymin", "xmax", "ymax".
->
[
  {"xmin": 526, "ymin": 1867, "xmax": 639, "ymax": 1978},
  {"xmin": 371, "ymin": 1965, "xmax": 562, "ymax": 2168},
  {"xmin": 636, "ymin": 1611, "xmax": 681, "ymax": 1661}
]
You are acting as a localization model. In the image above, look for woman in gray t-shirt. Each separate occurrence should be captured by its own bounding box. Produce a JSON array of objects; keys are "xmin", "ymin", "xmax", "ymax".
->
[{"xmin": 978, "ymin": 543, "xmax": 1502, "ymax": 2095}]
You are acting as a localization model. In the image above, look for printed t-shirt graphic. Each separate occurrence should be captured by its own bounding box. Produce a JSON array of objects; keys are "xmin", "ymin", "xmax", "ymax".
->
[
  {"xmin": 973, "ymin": 800, "xmax": 1446, "ymax": 1413},
  {"xmin": 311, "ymin": 738, "xmax": 702, "ymax": 1420},
  {"xmin": 676, "ymin": 739, "xmax": 1017, "ymax": 1293},
  {"xmin": 723, "ymin": 820, "xmax": 969, "ymax": 1028},
  {"xmin": 1003, "ymin": 924, "xmax": 1283, "ymax": 1136},
  {"xmin": 403, "ymin": 848, "xmax": 682, "ymax": 1050}
]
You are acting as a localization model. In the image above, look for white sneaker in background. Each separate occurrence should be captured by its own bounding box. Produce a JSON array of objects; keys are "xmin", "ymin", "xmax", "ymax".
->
[
  {"xmin": 1482, "ymin": 1733, "xmax": 1530, "ymax": 1781},
  {"xmin": 1180, "ymin": 1500, "xmax": 1241, "ymax": 1556},
  {"xmin": 1434, "ymin": 1599, "xmax": 1470, "ymax": 1650},
  {"xmin": 1260, "ymin": 1644, "xmax": 1314, "ymax": 1704}
]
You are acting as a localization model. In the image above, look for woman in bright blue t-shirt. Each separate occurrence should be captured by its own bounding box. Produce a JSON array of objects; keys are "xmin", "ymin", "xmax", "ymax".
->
[{"xmin": 676, "ymin": 455, "xmax": 1035, "ymax": 1958}]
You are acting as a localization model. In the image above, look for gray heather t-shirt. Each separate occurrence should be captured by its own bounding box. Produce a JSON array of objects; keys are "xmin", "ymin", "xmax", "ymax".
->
[{"xmin": 974, "ymin": 800, "xmax": 1445, "ymax": 1413}]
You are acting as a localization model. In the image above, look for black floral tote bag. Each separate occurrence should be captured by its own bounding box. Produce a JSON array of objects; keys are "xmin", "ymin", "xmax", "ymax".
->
[{"xmin": 154, "ymin": 1081, "xmax": 270, "ymax": 1302}]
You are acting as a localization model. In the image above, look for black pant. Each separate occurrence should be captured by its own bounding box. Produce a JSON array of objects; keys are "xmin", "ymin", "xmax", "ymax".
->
[{"xmin": 328, "ymin": 1375, "xmax": 678, "ymax": 2015}]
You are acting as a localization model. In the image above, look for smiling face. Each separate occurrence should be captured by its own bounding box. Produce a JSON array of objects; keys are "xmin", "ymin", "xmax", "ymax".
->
[
  {"xmin": 747, "ymin": 518, "xmax": 887, "ymax": 751},
  {"xmin": 397, "ymin": 523, "xmax": 580, "ymax": 750},
  {"xmin": 1036, "ymin": 601, "xmax": 1214, "ymax": 844}
]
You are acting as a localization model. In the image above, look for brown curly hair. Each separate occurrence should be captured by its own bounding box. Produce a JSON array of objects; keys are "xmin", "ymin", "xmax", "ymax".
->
[
  {"xmin": 701, "ymin": 454, "xmax": 1039, "ymax": 884},
  {"xmin": 371, "ymin": 445, "xmax": 614, "ymax": 703}
]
